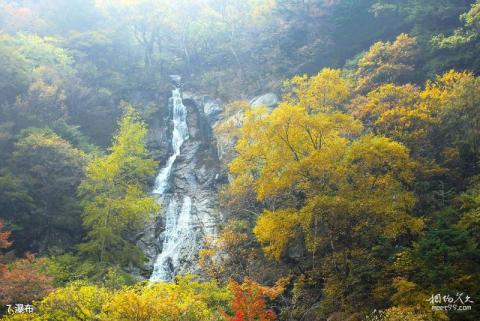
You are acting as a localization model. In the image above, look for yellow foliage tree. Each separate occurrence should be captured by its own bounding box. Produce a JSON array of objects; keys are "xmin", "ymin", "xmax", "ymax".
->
[
  {"xmin": 227, "ymin": 70, "xmax": 424, "ymax": 315},
  {"xmin": 424, "ymin": 70, "xmax": 480, "ymax": 155},
  {"xmin": 0, "ymin": 276, "xmax": 231, "ymax": 321},
  {"xmin": 283, "ymin": 68, "xmax": 350, "ymax": 113},
  {"xmin": 102, "ymin": 276, "xmax": 231, "ymax": 321},
  {"xmin": 349, "ymin": 83, "xmax": 435, "ymax": 146},
  {"xmin": 354, "ymin": 34, "xmax": 418, "ymax": 93},
  {"xmin": 78, "ymin": 105, "xmax": 159, "ymax": 271},
  {"xmin": 350, "ymin": 70, "xmax": 480, "ymax": 184},
  {"xmin": 35, "ymin": 282, "xmax": 110, "ymax": 321}
]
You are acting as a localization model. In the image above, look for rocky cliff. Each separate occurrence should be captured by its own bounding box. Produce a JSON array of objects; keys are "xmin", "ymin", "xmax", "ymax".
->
[
  {"xmin": 138, "ymin": 89, "xmax": 226, "ymax": 279},
  {"xmin": 138, "ymin": 86, "xmax": 278, "ymax": 280}
]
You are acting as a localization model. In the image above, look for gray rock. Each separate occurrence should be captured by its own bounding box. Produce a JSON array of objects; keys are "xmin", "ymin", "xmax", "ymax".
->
[
  {"xmin": 249, "ymin": 93, "xmax": 278, "ymax": 108},
  {"xmin": 169, "ymin": 75, "xmax": 182, "ymax": 86},
  {"xmin": 146, "ymin": 97, "xmax": 172, "ymax": 162},
  {"xmin": 182, "ymin": 92, "xmax": 223, "ymax": 125},
  {"xmin": 203, "ymin": 100, "xmax": 223, "ymax": 124}
]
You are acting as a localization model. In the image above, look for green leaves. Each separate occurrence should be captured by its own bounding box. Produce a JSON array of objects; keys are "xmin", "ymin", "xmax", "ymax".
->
[
  {"xmin": 5, "ymin": 129, "xmax": 86, "ymax": 253},
  {"xmin": 79, "ymin": 106, "xmax": 159, "ymax": 271}
]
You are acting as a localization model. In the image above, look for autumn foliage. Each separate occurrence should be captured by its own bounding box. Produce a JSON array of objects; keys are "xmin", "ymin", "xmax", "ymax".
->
[
  {"xmin": 0, "ymin": 220, "xmax": 11, "ymax": 250},
  {"xmin": 1, "ymin": 1, "xmax": 480, "ymax": 320},
  {"xmin": 0, "ymin": 220, "xmax": 52, "ymax": 306},
  {"xmin": 223, "ymin": 278, "xmax": 288, "ymax": 321}
]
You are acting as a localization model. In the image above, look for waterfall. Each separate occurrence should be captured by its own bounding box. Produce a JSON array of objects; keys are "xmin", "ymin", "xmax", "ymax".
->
[
  {"xmin": 150, "ymin": 86, "xmax": 193, "ymax": 282},
  {"xmin": 153, "ymin": 88, "xmax": 189, "ymax": 194}
]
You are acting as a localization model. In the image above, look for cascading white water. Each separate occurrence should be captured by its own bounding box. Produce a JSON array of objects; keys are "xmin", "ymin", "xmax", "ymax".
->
[
  {"xmin": 150, "ymin": 87, "xmax": 194, "ymax": 282},
  {"xmin": 153, "ymin": 88, "xmax": 189, "ymax": 194}
]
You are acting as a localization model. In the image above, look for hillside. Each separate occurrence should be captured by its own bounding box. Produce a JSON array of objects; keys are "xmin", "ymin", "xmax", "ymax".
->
[{"xmin": 1, "ymin": 1, "xmax": 480, "ymax": 320}]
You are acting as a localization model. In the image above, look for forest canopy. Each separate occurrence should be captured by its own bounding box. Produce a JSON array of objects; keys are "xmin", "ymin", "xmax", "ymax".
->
[{"xmin": 1, "ymin": 0, "xmax": 480, "ymax": 321}]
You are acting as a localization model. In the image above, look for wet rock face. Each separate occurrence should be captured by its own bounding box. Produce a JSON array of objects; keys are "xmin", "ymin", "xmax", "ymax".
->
[
  {"xmin": 146, "ymin": 97, "xmax": 172, "ymax": 164},
  {"xmin": 139, "ymin": 91, "xmax": 224, "ymax": 278}
]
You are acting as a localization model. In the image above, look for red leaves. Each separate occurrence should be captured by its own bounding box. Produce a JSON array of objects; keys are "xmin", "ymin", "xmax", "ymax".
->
[
  {"xmin": 223, "ymin": 278, "xmax": 279, "ymax": 321},
  {"xmin": 232, "ymin": 311, "xmax": 246, "ymax": 321},
  {"xmin": 0, "ymin": 256, "xmax": 53, "ymax": 305},
  {"xmin": 0, "ymin": 220, "xmax": 12, "ymax": 249},
  {"xmin": 0, "ymin": 220, "xmax": 52, "ymax": 305}
]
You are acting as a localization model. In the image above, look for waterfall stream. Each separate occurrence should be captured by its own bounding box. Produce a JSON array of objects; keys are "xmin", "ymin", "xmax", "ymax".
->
[{"xmin": 150, "ymin": 87, "xmax": 193, "ymax": 282}]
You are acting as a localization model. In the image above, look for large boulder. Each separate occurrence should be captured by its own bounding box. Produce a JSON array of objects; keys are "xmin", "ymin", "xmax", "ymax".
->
[{"xmin": 249, "ymin": 93, "xmax": 279, "ymax": 108}]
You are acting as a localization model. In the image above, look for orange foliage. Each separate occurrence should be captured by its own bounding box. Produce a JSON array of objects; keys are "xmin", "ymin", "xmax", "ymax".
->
[
  {"xmin": 0, "ymin": 220, "xmax": 12, "ymax": 249},
  {"xmin": 223, "ymin": 278, "xmax": 289, "ymax": 321},
  {"xmin": 0, "ymin": 221, "xmax": 52, "ymax": 305}
]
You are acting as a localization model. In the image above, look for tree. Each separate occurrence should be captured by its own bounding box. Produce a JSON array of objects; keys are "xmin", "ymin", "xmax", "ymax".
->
[
  {"xmin": 0, "ymin": 43, "xmax": 29, "ymax": 103},
  {"xmin": 103, "ymin": 276, "xmax": 231, "ymax": 321},
  {"xmin": 459, "ymin": 176, "xmax": 480, "ymax": 245},
  {"xmin": 283, "ymin": 68, "xmax": 350, "ymax": 113},
  {"xmin": 223, "ymin": 278, "xmax": 287, "ymax": 321},
  {"xmin": 0, "ymin": 220, "xmax": 11, "ymax": 250},
  {"xmin": 412, "ymin": 209, "xmax": 476, "ymax": 288},
  {"xmin": 354, "ymin": 34, "xmax": 419, "ymax": 93},
  {"xmin": 349, "ymin": 83, "xmax": 435, "ymax": 155},
  {"xmin": 0, "ymin": 221, "xmax": 53, "ymax": 306},
  {"xmin": 15, "ymin": 70, "xmax": 67, "ymax": 124},
  {"xmin": 95, "ymin": 0, "xmax": 172, "ymax": 81},
  {"xmin": 7, "ymin": 129, "xmax": 86, "ymax": 253},
  {"xmin": 0, "ymin": 276, "xmax": 231, "ymax": 321},
  {"xmin": 78, "ymin": 105, "xmax": 159, "ymax": 272},
  {"xmin": 33, "ymin": 282, "xmax": 111, "ymax": 321},
  {"xmin": 372, "ymin": 0, "xmax": 471, "ymax": 38},
  {"xmin": 0, "ymin": 2, "xmax": 44, "ymax": 34},
  {"xmin": 426, "ymin": 70, "xmax": 480, "ymax": 156},
  {"xmin": 0, "ymin": 254, "xmax": 53, "ymax": 307},
  {"xmin": 228, "ymin": 71, "xmax": 423, "ymax": 317},
  {"xmin": 433, "ymin": 0, "xmax": 480, "ymax": 48},
  {"xmin": 1, "ymin": 34, "xmax": 74, "ymax": 77},
  {"xmin": 391, "ymin": 207, "xmax": 480, "ymax": 321}
]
